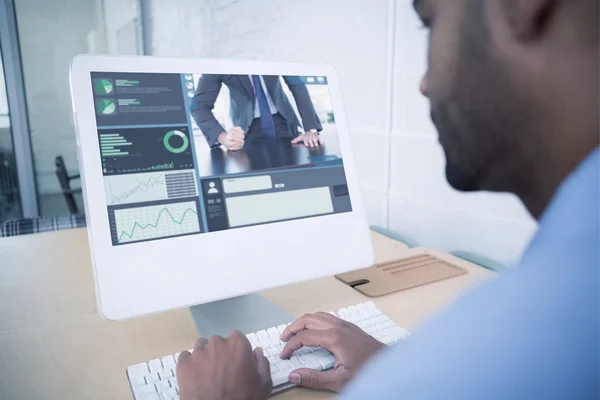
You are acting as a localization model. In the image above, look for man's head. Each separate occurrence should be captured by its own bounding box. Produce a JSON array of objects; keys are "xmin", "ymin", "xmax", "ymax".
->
[{"xmin": 414, "ymin": 0, "xmax": 599, "ymax": 217}]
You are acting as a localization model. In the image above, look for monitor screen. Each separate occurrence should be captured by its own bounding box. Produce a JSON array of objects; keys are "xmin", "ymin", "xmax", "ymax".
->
[{"xmin": 90, "ymin": 72, "xmax": 352, "ymax": 246}]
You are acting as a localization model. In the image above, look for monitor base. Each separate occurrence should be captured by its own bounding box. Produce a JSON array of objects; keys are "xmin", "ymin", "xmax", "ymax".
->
[{"xmin": 189, "ymin": 293, "xmax": 295, "ymax": 338}]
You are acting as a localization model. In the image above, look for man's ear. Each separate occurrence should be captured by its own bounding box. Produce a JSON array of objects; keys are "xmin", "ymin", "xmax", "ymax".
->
[{"xmin": 498, "ymin": 0, "xmax": 557, "ymax": 40}]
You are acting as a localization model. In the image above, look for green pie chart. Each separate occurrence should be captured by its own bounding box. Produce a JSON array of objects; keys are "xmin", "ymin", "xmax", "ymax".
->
[
  {"xmin": 94, "ymin": 78, "xmax": 114, "ymax": 95},
  {"xmin": 97, "ymin": 99, "xmax": 116, "ymax": 115},
  {"xmin": 164, "ymin": 130, "xmax": 189, "ymax": 153}
]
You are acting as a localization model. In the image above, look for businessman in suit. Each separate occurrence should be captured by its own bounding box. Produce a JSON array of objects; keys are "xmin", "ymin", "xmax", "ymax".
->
[{"xmin": 190, "ymin": 74, "xmax": 324, "ymax": 151}]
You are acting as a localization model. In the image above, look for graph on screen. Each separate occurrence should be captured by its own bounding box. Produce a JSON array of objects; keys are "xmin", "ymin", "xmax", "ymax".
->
[
  {"xmin": 114, "ymin": 201, "xmax": 200, "ymax": 244},
  {"xmin": 104, "ymin": 170, "xmax": 197, "ymax": 205}
]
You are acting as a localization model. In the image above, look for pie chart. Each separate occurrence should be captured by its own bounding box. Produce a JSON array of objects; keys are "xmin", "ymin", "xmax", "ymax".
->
[
  {"xmin": 94, "ymin": 78, "xmax": 114, "ymax": 95},
  {"xmin": 164, "ymin": 130, "xmax": 189, "ymax": 153},
  {"xmin": 97, "ymin": 99, "xmax": 116, "ymax": 115}
]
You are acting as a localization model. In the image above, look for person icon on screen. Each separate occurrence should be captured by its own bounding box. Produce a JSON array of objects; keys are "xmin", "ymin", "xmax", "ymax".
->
[{"xmin": 207, "ymin": 182, "xmax": 219, "ymax": 195}]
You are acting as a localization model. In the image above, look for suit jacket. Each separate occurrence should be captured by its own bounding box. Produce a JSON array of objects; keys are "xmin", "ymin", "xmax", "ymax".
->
[{"xmin": 190, "ymin": 75, "xmax": 322, "ymax": 147}]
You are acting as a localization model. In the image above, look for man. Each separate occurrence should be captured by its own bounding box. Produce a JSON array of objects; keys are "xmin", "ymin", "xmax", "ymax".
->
[
  {"xmin": 190, "ymin": 74, "xmax": 324, "ymax": 150},
  {"xmin": 177, "ymin": 0, "xmax": 599, "ymax": 398}
]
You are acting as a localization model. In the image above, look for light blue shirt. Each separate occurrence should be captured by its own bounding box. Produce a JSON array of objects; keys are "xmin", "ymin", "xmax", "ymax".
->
[{"xmin": 344, "ymin": 148, "xmax": 600, "ymax": 399}]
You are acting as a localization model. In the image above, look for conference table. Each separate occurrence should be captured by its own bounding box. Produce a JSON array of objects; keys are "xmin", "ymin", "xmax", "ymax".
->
[
  {"xmin": 0, "ymin": 228, "xmax": 494, "ymax": 399},
  {"xmin": 194, "ymin": 131, "xmax": 342, "ymax": 177}
]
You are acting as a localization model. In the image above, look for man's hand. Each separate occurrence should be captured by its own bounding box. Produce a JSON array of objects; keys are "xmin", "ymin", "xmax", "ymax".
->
[
  {"xmin": 218, "ymin": 127, "xmax": 245, "ymax": 151},
  {"xmin": 177, "ymin": 331, "xmax": 272, "ymax": 400},
  {"xmin": 279, "ymin": 312, "xmax": 385, "ymax": 392},
  {"xmin": 291, "ymin": 131, "xmax": 323, "ymax": 147}
]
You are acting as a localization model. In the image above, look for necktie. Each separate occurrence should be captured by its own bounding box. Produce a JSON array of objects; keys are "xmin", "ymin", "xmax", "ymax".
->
[{"xmin": 251, "ymin": 75, "xmax": 276, "ymax": 137}]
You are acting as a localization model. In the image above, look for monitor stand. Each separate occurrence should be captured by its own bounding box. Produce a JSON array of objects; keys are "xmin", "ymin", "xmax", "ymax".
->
[{"xmin": 189, "ymin": 293, "xmax": 295, "ymax": 337}]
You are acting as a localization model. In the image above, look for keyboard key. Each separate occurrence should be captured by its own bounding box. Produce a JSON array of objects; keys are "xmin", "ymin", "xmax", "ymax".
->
[
  {"xmin": 311, "ymin": 349, "xmax": 330, "ymax": 359},
  {"xmin": 271, "ymin": 371, "xmax": 290, "ymax": 387},
  {"xmin": 277, "ymin": 325, "xmax": 287, "ymax": 335},
  {"xmin": 279, "ymin": 361, "xmax": 293, "ymax": 373},
  {"xmin": 257, "ymin": 330, "xmax": 269, "ymax": 342},
  {"xmin": 298, "ymin": 348, "xmax": 312, "ymax": 356},
  {"xmin": 319, "ymin": 355, "xmax": 336, "ymax": 369},
  {"xmin": 133, "ymin": 383, "xmax": 157, "ymax": 398},
  {"xmin": 156, "ymin": 380, "xmax": 171, "ymax": 393},
  {"xmin": 267, "ymin": 327, "xmax": 280, "ymax": 339},
  {"xmin": 303, "ymin": 359, "xmax": 323, "ymax": 370},
  {"xmin": 164, "ymin": 387, "xmax": 178, "ymax": 398},
  {"xmin": 289, "ymin": 357, "xmax": 303, "ymax": 368},
  {"xmin": 128, "ymin": 363, "xmax": 150, "ymax": 379},
  {"xmin": 270, "ymin": 363, "xmax": 280, "ymax": 374},
  {"xmin": 130, "ymin": 376, "xmax": 146, "ymax": 388},
  {"xmin": 246, "ymin": 333, "xmax": 259, "ymax": 348},
  {"xmin": 137, "ymin": 394, "xmax": 160, "ymax": 400},
  {"xmin": 145, "ymin": 373, "xmax": 160, "ymax": 384},
  {"xmin": 159, "ymin": 369, "xmax": 174, "ymax": 380},
  {"xmin": 148, "ymin": 359, "xmax": 163, "ymax": 374},
  {"xmin": 161, "ymin": 355, "xmax": 177, "ymax": 371},
  {"xmin": 337, "ymin": 308, "xmax": 351, "ymax": 320}
]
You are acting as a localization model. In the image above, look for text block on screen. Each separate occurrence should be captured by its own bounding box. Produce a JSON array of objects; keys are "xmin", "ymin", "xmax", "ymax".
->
[
  {"xmin": 222, "ymin": 175, "xmax": 273, "ymax": 194},
  {"xmin": 226, "ymin": 187, "xmax": 334, "ymax": 227}
]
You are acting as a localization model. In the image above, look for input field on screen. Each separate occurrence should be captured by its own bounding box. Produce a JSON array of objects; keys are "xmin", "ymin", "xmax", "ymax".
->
[
  {"xmin": 222, "ymin": 175, "xmax": 273, "ymax": 194},
  {"xmin": 226, "ymin": 187, "xmax": 334, "ymax": 227}
]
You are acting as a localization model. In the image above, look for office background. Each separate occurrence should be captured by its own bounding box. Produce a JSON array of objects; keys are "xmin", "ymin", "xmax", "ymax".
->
[{"xmin": 0, "ymin": 0, "xmax": 538, "ymax": 266}]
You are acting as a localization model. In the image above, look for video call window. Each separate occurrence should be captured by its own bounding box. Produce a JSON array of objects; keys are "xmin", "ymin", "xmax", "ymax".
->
[{"xmin": 90, "ymin": 72, "xmax": 351, "ymax": 246}]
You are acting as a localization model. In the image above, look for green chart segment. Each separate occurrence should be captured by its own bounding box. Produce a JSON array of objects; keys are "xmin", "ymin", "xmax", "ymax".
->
[
  {"xmin": 94, "ymin": 78, "xmax": 114, "ymax": 95},
  {"xmin": 113, "ymin": 201, "xmax": 201, "ymax": 244},
  {"xmin": 96, "ymin": 99, "xmax": 116, "ymax": 115}
]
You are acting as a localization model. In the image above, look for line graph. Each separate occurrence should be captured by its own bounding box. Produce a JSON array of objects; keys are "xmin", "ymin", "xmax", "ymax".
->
[
  {"xmin": 104, "ymin": 170, "xmax": 197, "ymax": 205},
  {"xmin": 105, "ymin": 172, "xmax": 166, "ymax": 205},
  {"xmin": 114, "ymin": 201, "xmax": 201, "ymax": 244}
]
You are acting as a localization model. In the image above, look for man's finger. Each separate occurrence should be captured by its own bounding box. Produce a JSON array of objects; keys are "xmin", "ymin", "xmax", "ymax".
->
[
  {"xmin": 280, "ymin": 330, "xmax": 333, "ymax": 359},
  {"xmin": 280, "ymin": 314, "xmax": 333, "ymax": 342},
  {"xmin": 289, "ymin": 368, "xmax": 344, "ymax": 392},
  {"xmin": 194, "ymin": 337, "xmax": 208, "ymax": 350},
  {"xmin": 177, "ymin": 350, "xmax": 192, "ymax": 364},
  {"xmin": 253, "ymin": 347, "xmax": 272, "ymax": 384},
  {"xmin": 291, "ymin": 136, "xmax": 302, "ymax": 144}
]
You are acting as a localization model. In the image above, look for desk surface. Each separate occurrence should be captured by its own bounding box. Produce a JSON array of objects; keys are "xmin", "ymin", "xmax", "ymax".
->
[
  {"xmin": 194, "ymin": 131, "xmax": 342, "ymax": 177},
  {"xmin": 0, "ymin": 229, "xmax": 493, "ymax": 399}
]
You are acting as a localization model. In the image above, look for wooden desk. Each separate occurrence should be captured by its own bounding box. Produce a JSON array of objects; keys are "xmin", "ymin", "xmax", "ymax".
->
[{"xmin": 0, "ymin": 229, "xmax": 493, "ymax": 399}]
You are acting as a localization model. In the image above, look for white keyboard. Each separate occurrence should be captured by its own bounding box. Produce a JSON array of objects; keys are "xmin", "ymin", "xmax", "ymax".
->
[{"xmin": 126, "ymin": 301, "xmax": 409, "ymax": 399}]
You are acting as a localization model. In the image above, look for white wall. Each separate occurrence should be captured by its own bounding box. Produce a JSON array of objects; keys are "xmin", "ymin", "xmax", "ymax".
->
[{"xmin": 143, "ymin": 0, "xmax": 539, "ymax": 265}]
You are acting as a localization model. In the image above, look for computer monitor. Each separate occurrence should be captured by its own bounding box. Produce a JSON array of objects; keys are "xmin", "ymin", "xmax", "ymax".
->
[{"xmin": 70, "ymin": 56, "xmax": 373, "ymax": 327}]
